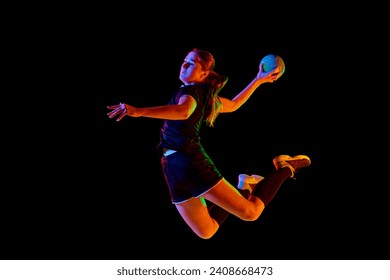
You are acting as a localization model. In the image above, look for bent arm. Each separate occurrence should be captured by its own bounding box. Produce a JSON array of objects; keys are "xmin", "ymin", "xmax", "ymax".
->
[
  {"xmin": 219, "ymin": 78, "xmax": 264, "ymax": 113},
  {"xmin": 219, "ymin": 63, "xmax": 282, "ymax": 113}
]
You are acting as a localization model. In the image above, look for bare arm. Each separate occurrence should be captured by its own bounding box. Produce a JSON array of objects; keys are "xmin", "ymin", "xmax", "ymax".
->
[
  {"xmin": 107, "ymin": 95, "xmax": 197, "ymax": 122},
  {"xmin": 219, "ymin": 63, "xmax": 282, "ymax": 113}
]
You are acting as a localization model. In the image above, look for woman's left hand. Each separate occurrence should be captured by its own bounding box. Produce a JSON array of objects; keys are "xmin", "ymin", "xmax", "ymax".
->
[{"xmin": 256, "ymin": 62, "xmax": 283, "ymax": 83}]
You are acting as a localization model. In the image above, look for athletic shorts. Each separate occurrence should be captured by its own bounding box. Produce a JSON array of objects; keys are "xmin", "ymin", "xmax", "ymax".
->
[{"xmin": 161, "ymin": 148, "xmax": 223, "ymax": 204}]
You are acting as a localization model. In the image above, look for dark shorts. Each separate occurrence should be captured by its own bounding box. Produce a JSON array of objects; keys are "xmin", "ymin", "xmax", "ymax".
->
[{"xmin": 161, "ymin": 148, "xmax": 223, "ymax": 204}]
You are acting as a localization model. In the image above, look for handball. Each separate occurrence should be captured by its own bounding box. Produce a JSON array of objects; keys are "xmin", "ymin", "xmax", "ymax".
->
[{"xmin": 260, "ymin": 54, "xmax": 285, "ymax": 76}]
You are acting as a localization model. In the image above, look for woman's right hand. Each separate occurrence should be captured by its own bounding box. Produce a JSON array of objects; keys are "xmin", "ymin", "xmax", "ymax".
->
[{"xmin": 107, "ymin": 103, "xmax": 138, "ymax": 121}]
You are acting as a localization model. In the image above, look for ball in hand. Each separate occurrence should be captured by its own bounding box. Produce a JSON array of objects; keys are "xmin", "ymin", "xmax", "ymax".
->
[{"xmin": 260, "ymin": 54, "xmax": 285, "ymax": 77}]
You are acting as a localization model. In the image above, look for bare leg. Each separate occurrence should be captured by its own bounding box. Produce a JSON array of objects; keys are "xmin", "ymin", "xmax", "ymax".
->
[
  {"xmin": 176, "ymin": 178, "xmax": 264, "ymax": 239},
  {"xmin": 175, "ymin": 155, "xmax": 311, "ymax": 239},
  {"xmin": 175, "ymin": 197, "xmax": 220, "ymax": 239},
  {"xmin": 207, "ymin": 174, "xmax": 260, "ymax": 225}
]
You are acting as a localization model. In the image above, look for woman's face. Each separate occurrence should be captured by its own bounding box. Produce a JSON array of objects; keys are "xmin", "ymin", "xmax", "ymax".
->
[{"xmin": 179, "ymin": 52, "xmax": 208, "ymax": 85}]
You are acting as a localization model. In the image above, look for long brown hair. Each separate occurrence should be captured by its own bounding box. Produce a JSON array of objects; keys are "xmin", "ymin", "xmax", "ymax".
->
[{"xmin": 190, "ymin": 48, "xmax": 228, "ymax": 127}]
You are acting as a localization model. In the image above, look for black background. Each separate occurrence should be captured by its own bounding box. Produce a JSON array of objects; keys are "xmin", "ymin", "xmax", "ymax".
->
[{"xmin": 3, "ymin": 7, "xmax": 388, "ymax": 261}]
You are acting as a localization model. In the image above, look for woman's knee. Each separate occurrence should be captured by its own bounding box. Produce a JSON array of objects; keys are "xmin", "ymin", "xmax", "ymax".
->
[
  {"xmin": 240, "ymin": 199, "xmax": 265, "ymax": 221},
  {"xmin": 196, "ymin": 230, "xmax": 215, "ymax": 239},
  {"xmin": 193, "ymin": 223, "xmax": 219, "ymax": 239}
]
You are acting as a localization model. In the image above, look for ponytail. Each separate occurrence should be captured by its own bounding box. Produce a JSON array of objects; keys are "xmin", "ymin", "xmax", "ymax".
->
[
  {"xmin": 189, "ymin": 48, "xmax": 228, "ymax": 127},
  {"xmin": 204, "ymin": 72, "xmax": 228, "ymax": 127}
]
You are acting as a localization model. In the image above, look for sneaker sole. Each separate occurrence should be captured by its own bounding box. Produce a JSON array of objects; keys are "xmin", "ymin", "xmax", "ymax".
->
[{"xmin": 273, "ymin": 155, "xmax": 311, "ymax": 166}]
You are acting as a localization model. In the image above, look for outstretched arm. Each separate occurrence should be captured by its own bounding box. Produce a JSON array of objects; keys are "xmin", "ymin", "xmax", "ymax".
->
[
  {"xmin": 107, "ymin": 95, "xmax": 197, "ymax": 122},
  {"xmin": 219, "ymin": 63, "xmax": 282, "ymax": 113}
]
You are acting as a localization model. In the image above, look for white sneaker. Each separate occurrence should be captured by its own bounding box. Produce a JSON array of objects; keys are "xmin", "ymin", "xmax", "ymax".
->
[{"xmin": 238, "ymin": 174, "xmax": 264, "ymax": 194}]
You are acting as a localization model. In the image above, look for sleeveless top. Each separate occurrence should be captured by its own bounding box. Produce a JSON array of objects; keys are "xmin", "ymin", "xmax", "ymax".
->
[{"xmin": 157, "ymin": 84, "xmax": 210, "ymax": 156}]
